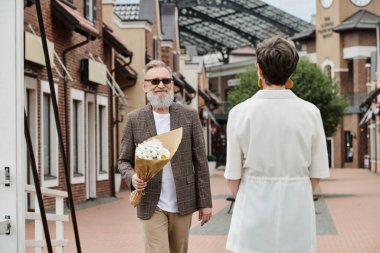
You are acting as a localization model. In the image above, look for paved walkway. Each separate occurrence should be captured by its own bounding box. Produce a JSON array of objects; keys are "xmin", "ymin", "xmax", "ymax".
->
[{"xmin": 25, "ymin": 169, "xmax": 380, "ymax": 253}]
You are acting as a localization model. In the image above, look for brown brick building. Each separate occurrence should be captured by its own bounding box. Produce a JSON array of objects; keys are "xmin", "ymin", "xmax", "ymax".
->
[
  {"xmin": 24, "ymin": 0, "xmax": 117, "ymax": 209},
  {"xmin": 293, "ymin": 0, "xmax": 380, "ymax": 168}
]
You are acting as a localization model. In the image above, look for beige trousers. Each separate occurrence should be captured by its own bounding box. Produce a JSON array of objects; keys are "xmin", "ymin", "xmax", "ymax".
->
[{"xmin": 140, "ymin": 208, "xmax": 193, "ymax": 253}]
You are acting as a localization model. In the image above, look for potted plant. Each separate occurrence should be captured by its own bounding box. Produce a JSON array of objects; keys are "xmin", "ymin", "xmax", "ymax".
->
[
  {"xmin": 114, "ymin": 165, "xmax": 122, "ymax": 193},
  {"xmin": 207, "ymin": 155, "xmax": 217, "ymax": 176}
]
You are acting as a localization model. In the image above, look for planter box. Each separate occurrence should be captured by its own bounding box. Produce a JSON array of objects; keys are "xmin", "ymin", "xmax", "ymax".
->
[
  {"xmin": 208, "ymin": 161, "xmax": 216, "ymax": 176},
  {"xmin": 115, "ymin": 173, "xmax": 122, "ymax": 193}
]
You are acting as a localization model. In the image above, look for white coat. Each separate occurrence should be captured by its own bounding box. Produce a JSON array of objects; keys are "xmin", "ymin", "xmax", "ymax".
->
[{"xmin": 224, "ymin": 90, "xmax": 329, "ymax": 253}]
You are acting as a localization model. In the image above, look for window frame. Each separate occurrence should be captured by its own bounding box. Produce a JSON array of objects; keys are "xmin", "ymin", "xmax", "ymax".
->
[
  {"xmin": 369, "ymin": 123, "xmax": 376, "ymax": 163},
  {"xmin": 71, "ymin": 88, "xmax": 85, "ymax": 184},
  {"xmin": 376, "ymin": 122, "xmax": 380, "ymax": 165},
  {"xmin": 97, "ymin": 95, "xmax": 109, "ymax": 181},
  {"xmin": 25, "ymin": 77, "xmax": 39, "ymax": 175},
  {"xmin": 25, "ymin": 77, "xmax": 38, "ymax": 211},
  {"xmin": 84, "ymin": 0, "xmax": 97, "ymax": 23},
  {"xmin": 344, "ymin": 130, "xmax": 354, "ymax": 163},
  {"xmin": 41, "ymin": 81, "xmax": 59, "ymax": 187},
  {"xmin": 321, "ymin": 59, "xmax": 335, "ymax": 79},
  {"xmin": 86, "ymin": 94, "xmax": 97, "ymax": 198}
]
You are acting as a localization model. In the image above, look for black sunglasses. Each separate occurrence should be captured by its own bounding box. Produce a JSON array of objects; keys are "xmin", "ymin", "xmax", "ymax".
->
[{"xmin": 144, "ymin": 78, "xmax": 173, "ymax": 85}]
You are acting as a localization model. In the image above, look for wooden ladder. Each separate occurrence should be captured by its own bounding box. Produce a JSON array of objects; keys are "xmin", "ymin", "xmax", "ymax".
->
[{"xmin": 25, "ymin": 184, "xmax": 69, "ymax": 253}]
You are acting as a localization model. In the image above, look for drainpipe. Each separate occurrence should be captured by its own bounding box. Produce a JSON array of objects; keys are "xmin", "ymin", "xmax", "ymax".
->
[{"xmin": 62, "ymin": 36, "xmax": 91, "ymax": 190}]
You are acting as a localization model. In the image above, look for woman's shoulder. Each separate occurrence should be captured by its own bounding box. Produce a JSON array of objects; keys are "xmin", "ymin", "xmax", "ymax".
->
[
  {"xmin": 230, "ymin": 97, "xmax": 256, "ymax": 112},
  {"xmin": 295, "ymin": 97, "xmax": 320, "ymax": 114}
]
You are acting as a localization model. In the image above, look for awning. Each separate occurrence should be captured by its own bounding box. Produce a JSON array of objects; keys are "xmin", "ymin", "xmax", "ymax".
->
[
  {"xmin": 214, "ymin": 113, "xmax": 228, "ymax": 122},
  {"xmin": 145, "ymin": 52, "xmax": 152, "ymax": 64},
  {"xmin": 173, "ymin": 74, "xmax": 185, "ymax": 89},
  {"xmin": 184, "ymin": 82, "xmax": 196, "ymax": 94},
  {"xmin": 198, "ymin": 89, "xmax": 210, "ymax": 102},
  {"xmin": 203, "ymin": 106, "xmax": 220, "ymax": 126},
  {"xmin": 103, "ymin": 25, "xmax": 133, "ymax": 58},
  {"xmin": 52, "ymin": 0, "xmax": 99, "ymax": 40},
  {"xmin": 179, "ymin": 74, "xmax": 196, "ymax": 94},
  {"xmin": 360, "ymin": 88, "xmax": 380, "ymax": 112},
  {"xmin": 185, "ymin": 92, "xmax": 195, "ymax": 103},
  {"xmin": 206, "ymin": 89, "xmax": 222, "ymax": 107},
  {"xmin": 24, "ymin": 0, "xmax": 34, "ymax": 8},
  {"xmin": 88, "ymin": 52, "xmax": 128, "ymax": 106},
  {"xmin": 115, "ymin": 57, "xmax": 137, "ymax": 89},
  {"xmin": 359, "ymin": 107, "xmax": 375, "ymax": 126}
]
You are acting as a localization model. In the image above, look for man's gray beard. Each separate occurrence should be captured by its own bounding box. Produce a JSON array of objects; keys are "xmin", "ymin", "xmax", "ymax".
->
[{"xmin": 147, "ymin": 90, "xmax": 174, "ymax": 109}]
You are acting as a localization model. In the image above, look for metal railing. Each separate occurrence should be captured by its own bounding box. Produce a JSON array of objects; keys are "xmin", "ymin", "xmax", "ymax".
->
[{"xmin": 25, "ymin": 185, "xmax": 69, "ymax": 253}]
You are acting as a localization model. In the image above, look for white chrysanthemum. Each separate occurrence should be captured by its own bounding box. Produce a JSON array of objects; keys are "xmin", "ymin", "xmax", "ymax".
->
[{"xmin": 136, "ymin": 138, "xmax": 170, "ymax": 160}]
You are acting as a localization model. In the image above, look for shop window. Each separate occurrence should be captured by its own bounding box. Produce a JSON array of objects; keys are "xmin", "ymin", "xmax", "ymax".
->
[
  {"xmin": 43, "ymin": 94, "xmax": 53, "ymax": 178},
  {"xmin": 71, "ymin": 89, "xmax": 85, "ymax": 184},
  {"xmin": 73, "ymin": 101, "xmax": 79, "ymax": 172},
  {"xmin": 97, "ymin": 96, "xmax": 109, "ymax": 180},
  {"xmin": 370, "ymin": 124, "xmax": 376, "ymax": 161},
  {"xmin": 99, "ymin": 105, "xmax": 105, "ymax": 172},
  {"xmin": 41, "ymin": 81, "xmax": 59, "ymax": 187},
  {"xmin": 25, "ymin": 82, "xmax": 38, "ymax": 181},
  {"xmin": 25, "ymin": 77, "xmax": 38, "ymax": 211},
  {"xmin": 344, "ymin": 131, "xmax": 354, "ymax": 163}
]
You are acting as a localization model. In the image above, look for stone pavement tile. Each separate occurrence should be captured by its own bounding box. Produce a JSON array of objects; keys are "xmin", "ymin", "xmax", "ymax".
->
[
  {"xmin": 189, "ymin": 235, "xmax": 229, "ymax": 253},
  {"xmin": 191, "ymin": 194, "xmax": 337, "ymax": 237},
  {"xmin": 25, "ymin": 171, "xmax": 230, "ymax": 253},
  {"xmin": 25, "ymin": 169, "xmax": 380, "ymax": 253},
  {"xmin": 315, "ymin": 200, "xmax": 337, "ymax": 235},
  {"xmin": 317, "ymin": 169, "xmax": 380, "ymax": 253},
  {"xmin": 26, "ymin": 193, "xmax": 145, "ymax": 253},
  {"xmin": 191, "ymin": 206, "xmax": 232, "ymax": 235}
]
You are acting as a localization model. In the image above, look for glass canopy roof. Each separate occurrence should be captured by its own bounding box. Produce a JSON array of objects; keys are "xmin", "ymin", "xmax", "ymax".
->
[{"xmin": 160, "ymin": 0, "xmax": 312, "ymax": 56}]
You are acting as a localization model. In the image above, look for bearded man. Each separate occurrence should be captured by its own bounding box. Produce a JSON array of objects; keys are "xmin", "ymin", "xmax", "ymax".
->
[{"xmin": 119, "ymin": 60, "xmax": 212, "ymax": 253}]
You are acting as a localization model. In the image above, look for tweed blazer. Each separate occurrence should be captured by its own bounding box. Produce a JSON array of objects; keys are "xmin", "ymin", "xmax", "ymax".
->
[{"xmin": 118, "ymin": 102, "xmax": 212, "ymax": 220}]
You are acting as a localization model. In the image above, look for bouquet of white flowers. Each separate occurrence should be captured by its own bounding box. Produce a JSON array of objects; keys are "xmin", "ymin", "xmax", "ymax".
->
[
  {"xmin": 135, "ymin": 139, "xmax": 171, "ymax": 160},
  {"xmin": 129, "ymin": 128, "xmax": 183, "ymax": 207}
]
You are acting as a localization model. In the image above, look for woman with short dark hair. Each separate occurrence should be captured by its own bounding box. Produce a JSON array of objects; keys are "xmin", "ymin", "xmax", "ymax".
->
[{"xmin": 225, "ymin": 36, "xmax": 329, "ymax": 253}]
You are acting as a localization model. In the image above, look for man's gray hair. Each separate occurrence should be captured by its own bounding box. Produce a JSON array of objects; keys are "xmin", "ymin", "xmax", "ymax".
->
[{"xmin": 143, "ymin": 60, "xmax": 173, "ymax": 79}]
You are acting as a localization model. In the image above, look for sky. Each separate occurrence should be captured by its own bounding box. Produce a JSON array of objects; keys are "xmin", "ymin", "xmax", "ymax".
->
[{"xmin": 260, "ymin": 0, "xmax": 316, "ymax": 23}]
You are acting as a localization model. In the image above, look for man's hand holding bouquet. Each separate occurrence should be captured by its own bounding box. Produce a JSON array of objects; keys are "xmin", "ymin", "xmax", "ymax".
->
[{"xmin": 130, "ymin": 127, "xmax": 182, "ymax": 207}]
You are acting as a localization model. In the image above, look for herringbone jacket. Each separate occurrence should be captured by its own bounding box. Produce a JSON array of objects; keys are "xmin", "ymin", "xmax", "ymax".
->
[{"xmin": 118, "ymin": 103, "xmax": 212, "ymax": 220}]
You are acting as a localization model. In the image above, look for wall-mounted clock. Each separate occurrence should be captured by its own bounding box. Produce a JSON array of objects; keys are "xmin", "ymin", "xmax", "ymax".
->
[
  {"xmin": 321, "ymin": 0, "xmax": 333, "ymax": 9},
  {"xmin": 350, "ymin": 0, "xmax": 372, "ymax": 7}
]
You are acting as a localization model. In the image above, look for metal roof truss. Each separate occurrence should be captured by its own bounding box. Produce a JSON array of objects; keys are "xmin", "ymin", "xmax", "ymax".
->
[{"xmin": 160, "ymin": 0, "xmax": 312, "ymax": 58}]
